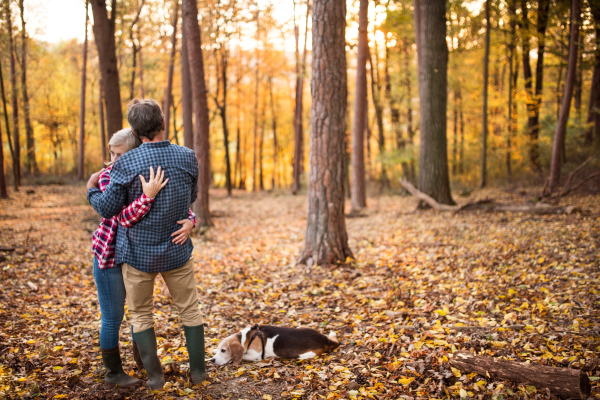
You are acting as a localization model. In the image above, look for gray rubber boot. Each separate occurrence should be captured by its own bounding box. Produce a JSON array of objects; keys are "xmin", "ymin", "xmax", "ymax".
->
[
  {"xmin": 101, "ymin": 347, "xmax": 142, "ymax": 387},
  {"xmin": 183, "ymin": 324, "xmax": 207, "ymax": 384},
  {"xmin": 133, "ymin": 328, "xmax": 165, "ymax": 390},
  {"xmin": 131, "ymin": 341, "xmax": 144, "ymax": 371}
]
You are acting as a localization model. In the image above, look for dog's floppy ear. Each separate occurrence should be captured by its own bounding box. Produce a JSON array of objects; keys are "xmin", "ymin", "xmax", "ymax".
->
[{"xmin": 230, "ymin": 341, "xmax": 244, "ymax": 365}]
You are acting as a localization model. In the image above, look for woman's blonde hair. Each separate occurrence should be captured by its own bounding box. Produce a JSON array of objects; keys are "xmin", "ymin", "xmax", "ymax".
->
[{"xmin": 106, "ymin": 128, "xmax": 141, "ymax": 165}]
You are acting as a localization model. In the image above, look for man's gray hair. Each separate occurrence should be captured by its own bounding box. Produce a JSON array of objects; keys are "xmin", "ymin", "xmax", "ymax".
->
[{"xmin": 127, "ymin": 98, "xmax": 164, "ymax": 140}]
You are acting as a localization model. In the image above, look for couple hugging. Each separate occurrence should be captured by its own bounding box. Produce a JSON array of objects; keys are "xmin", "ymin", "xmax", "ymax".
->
[{"xmin": 86, "ymin": 98, "xmax": 205, "ymax": 390}]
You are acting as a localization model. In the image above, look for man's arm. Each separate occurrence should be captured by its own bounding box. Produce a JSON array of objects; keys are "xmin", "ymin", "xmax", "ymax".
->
[{"xmin": 87, "ymin": 162, "xmax": 130, "ymax": 219}]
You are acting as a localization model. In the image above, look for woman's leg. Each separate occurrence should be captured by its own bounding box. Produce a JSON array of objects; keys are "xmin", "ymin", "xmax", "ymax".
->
[
  {"xmin": 92, "ymin": 258, "xmax": 126, "ymax": 350},
  {"xmin": 92, "ymin": 258, "xmax": 141, "ymax": 387}
]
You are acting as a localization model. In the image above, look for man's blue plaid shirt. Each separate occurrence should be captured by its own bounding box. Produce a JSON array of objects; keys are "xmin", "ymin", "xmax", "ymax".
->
[{"xmin": 87, "ymin": 141, "xmax": 199, "ymax": 273}]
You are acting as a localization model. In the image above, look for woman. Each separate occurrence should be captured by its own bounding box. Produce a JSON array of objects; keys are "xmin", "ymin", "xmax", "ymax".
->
[{"xmin": 91, "ymin": 128, "xmax": 196, "ymax": 387}]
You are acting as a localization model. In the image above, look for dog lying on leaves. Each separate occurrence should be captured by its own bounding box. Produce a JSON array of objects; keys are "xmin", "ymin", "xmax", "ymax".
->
[{"xmin": 211, "ymin": 324, "xmax": 340, "ymax": 365}]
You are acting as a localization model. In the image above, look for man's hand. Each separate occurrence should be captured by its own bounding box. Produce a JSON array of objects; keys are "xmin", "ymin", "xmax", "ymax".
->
[
  {"xmin": 172, "ymin": 219, "xmax": 194, "ymax": 245},
  {"xmin": 86, "ymin": 169, "xmax": 105, "ymax": 191},
  {"xmin": 140, "ymin": 166, "xmax": 168, "ymax": 199}
]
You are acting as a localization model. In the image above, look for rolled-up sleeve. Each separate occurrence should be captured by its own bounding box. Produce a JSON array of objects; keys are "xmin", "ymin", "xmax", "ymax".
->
[{"xmin": 88, "ymin": 161, "xmax": 130, "ymax": 219}]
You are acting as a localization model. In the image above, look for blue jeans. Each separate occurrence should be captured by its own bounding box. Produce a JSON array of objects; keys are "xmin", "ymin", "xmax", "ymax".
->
[{"xmin": 92, "ymin": 257, "xmax": 130, "ymax": 350}]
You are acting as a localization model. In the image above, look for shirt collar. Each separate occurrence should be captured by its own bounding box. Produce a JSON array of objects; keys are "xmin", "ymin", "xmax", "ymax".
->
[{"xmin": 141, "ymin": 140, "xmax": 171, "ymax": 148}]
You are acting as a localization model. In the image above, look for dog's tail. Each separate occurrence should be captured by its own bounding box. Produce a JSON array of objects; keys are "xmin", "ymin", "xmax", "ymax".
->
[{"xmin": 326, "ymin": 331, "xmax": 340, "ymax": 350}]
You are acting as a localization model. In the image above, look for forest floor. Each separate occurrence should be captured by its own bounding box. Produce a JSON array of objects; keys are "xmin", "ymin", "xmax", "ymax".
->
[{"xmin": 0, "ymin": 183, "xmax": 599, "ymax": 400}]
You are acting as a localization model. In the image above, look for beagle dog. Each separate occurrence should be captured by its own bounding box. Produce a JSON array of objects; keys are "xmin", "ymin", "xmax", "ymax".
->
[{"xmin": 212, "ymin": 324, "xmax": 339, "ymax": 365}]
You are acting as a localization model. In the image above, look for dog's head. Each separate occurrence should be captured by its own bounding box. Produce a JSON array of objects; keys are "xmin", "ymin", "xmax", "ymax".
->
[{"xmin": 211, "ymin": 333, "xmax": 245, "ymax": 365}]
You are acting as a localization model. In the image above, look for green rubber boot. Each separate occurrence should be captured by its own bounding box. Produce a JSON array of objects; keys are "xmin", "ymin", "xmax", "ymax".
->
[
  {"xmin": 101, "ymin": 347, "xmax": 142, "ymax": 387},
  {"xmin": 183, "ymin": 324, "xmax": 207, "ymax": 384},
  {"xmin": 133, "ymin": 328, "xmax": 165, "ymax": 390}
]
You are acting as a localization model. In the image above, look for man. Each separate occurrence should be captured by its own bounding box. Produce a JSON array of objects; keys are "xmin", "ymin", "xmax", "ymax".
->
[{"xmin": 87, "ymin": 99, "xmax": 206, "ymax": 390}]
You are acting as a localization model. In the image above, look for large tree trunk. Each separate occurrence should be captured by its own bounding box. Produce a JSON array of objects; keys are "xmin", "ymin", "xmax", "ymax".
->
[
  {"xmin": 182, "ymin": 0, "xmax": 213, "ymax": 227},
  {"xmin": 6, "ymin": 1, "xmax": 20, "ymax": 187},
  {"xmin": 298, "ymin": 0, "xmax": 353, "ymax": 266},
  {"xmin": 480, "ymin": 0, "xmax": 490, "ymax": 188},
  {"xmin": 549, "ymin": 0, "xmax": 580, "ymax": 191},
  {"xmin": 506, "ymin": 1, "xmax": 516, "ymax": 182},
  {"xmin": 19, "ymin": 0, "xmax": 37, "ymax": 176},
  {"xmin": 90, "ymin": 0, "xmax": 122, "ymax": 139},
  {"xmin": 415, "ymin": 0, "xmax": 454, "ymax": 205},
  {"xmin": 585, "ymin": 1, "xmax": 600, "ymax": 147},
  {"xmin": 0, "ymin": 55, "xmax": 16, "ymax": 191},
  {"xmin": 0, "ymin": 113, "xmax": 6, "ymax": 197},
  {"xmin": 99, "ymin": 79, "xmax": 107, "ymax": 162},
  {"xmin": 181, "ymin": 30, "xmax": 194, "ymax": 149},
  {"xmin": 350, "ymin": 0, "xmax": 368, "ymax": 212},
  {"xmin": 163, "ymin": 0, "xmax": 179, "ymax": 140},
  {"xmin": 78, "ymin": 0, "xmax": 89, "ymax": 180}
]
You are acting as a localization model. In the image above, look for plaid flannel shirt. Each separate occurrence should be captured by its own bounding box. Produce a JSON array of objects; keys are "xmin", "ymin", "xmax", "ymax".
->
[
  {"xmin": 91, "ymin": 166, "xmax": 197, "ymax": 269},
  {"xmin": 87, "ymin": 141, "xmax": 199, "ymax": 273}
]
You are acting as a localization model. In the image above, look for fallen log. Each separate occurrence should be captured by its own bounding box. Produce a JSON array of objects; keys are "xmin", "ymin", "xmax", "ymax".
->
[
  {"xmin": 0, "ymin": 247, "xmax": 16, "ymax": 252},
  {"xmin": 399, "ymin": 179, "xmax": 581, "ymax": 214},
  {"xmin": 450, "ymin": 351, "xmax": 591, "ymax": 399}
]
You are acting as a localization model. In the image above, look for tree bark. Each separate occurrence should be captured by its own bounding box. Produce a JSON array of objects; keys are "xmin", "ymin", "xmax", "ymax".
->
[
  {"xmin": 252, "ymin": 14, "xmax": 260, "ymax": 192},
  {"xmin": 181, "ymin": 30, "xmax": 194, "ymax": 149},
  {"xmin": 350, "ymin": 0, "xmax": 368, "ymax": 212},
  {"xmin": 452, "ymin": 88, "xmax": 458, "ymax": 175},
  {"xmin": 268, "ymin": 75, "xmax": 278, "ymax": 189},
  {"xmin": 368, "ymin": 48, "xmax": 388, "ymax": 189},
  {"xmin": 480, "ymin": 0, "xmax": 490, "ymax": 188},
  {"xmin": 99, "ymin": 79, "xmax": 107, "ymax": 163},
  {"xmin": 216, "ymin": 48, "xmax": 232, "ymax": 196},
  {"xmin": 6, "ymin": 0, "xmax": 20, "ymax": 187},
  {"xmin": 451, "ymin": 351, "xmax": 591, "ymax": 399},
  {"xmin": 549, "ymin": 0, "xmax": 580, "ymax": 191},
  {"xmin": 0, "ymin": 55, "xmax": 16, "ymax": 191},
  {"xmin": 90, "ymin": 0, "xmax": 122, "ymax": 139},
  {"xmin": 163, "ymin": 0, "xmax": 179, "ymax": 140},
  {"xmin": 19, "ymin": 0, "xmax": 37, "ymax": 175},
  {"xmin": 78, "ymin": 0, "xmax": 89, "ymax": 180},
  {"xmin": 506, "ymin": 0, "xmax": 516, "ymax": 182},
  {"xmin": 138, "ymin": 45, "xmax": 145, "ymax": 98},
  {"xmin": 416, "ymin": 0, "xmax": 454, "ymax": 205},
  {"xmin": 298, "ymin": 0, "xmax": 353, "ymax": 266},
  {"xmin": 585, "ymin": 0, "xmax": 600, "ymax": 146},
  {"xmin": 128, "ymin": 0, "xmax": 145, "ymax": 101},
  {"xmin": 0, "ymin": 113, "xmax": 6, "ymax": 197},
  {"xmin": 182, "ymin": 0, "xmax": 213, "ymax": 227}
]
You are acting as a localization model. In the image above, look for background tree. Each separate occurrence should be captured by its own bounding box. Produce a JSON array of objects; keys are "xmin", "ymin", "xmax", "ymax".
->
[
  {"xmin": 549, "ymin": 0, "xmax": 580, "ymax": 191},
  {"xmin": 0, "ymin": 105, "xmax": 6, "ymax": 197},
  {"xmin": 414, "ymin": 0, "xmax": 454, "ymax": 205},
  {"xmin": 585, "ymin": 0, "xmax": 600, "ymax": 147},
  {"xmin": 163, "ymin": 0, "xmax": 178, "ymax": 140},
  {"xmin": 6, "ymin": 0, "xmax": 19, "ymax": 187},
  {"xmin": 298, "ymin": 0, "xmax": 352, "ymax": 266},
  {"xmin": 19, "ymin": 0, "xmax": 37, "ymax": 175},
  {"xmin": 181, "ymin": 30, "xmax": 193, "ymax": 150},
  {"xmin": 90, "ymin": 0, "xmax": 122, "ymax": 138},
  {"xmin": 78, "ymin": 0, "xmax": 89, "ymax": 180},
  {"xmin": 480, "ymin": 0, "xmax": 490, "ymax": 188},
  {"xmin": 350, "ymin": 0, "xmax": 368, "ymax": 213},
  {"xmin": 182, "ymin": 0, "xmax": 213, "ymax": 227}
]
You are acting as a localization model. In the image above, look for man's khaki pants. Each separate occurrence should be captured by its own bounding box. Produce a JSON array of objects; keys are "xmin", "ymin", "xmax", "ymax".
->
[{"xmin": 122, "ymin": 257, "xmax": 203, "ymax": 333}]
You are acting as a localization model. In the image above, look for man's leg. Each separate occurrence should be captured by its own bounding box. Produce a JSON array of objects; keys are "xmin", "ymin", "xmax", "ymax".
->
[
  {"xmin": 161, "ymin": 258, "xmax": 206, "ymax": 384},
  {"xmin": 92, "ymin": 258, "xmax": 141, "ymax": 387},
  {"xmin": 122, "ymin": 263, "xmax": 165, "ymax": 390}
]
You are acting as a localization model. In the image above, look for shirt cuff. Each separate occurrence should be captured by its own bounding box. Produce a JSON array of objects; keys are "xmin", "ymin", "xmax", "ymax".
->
[
  {"xmin": 140, "ymin": 193, "xmax": 156, "ymax": 204},
  {"xmin": 87, "ymin": 187, "xmax": 101, "ymax": 204}
]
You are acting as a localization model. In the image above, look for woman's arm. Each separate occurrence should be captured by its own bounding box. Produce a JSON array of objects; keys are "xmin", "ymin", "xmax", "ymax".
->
[{"xmin": 187, "ymin": 209, "xmax": 197, "ymax": 227}]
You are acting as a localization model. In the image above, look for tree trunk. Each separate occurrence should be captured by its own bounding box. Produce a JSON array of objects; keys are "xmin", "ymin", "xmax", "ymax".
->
[
  {"xmin": 292, "ymin": 0, "xmax": 310, "ymax": 195},
  {"xmin": 99, "ymin": 79, "xmax": 107, "ymax": 163},
  {"xmin": 269, "ymin": 76, "xmax": 278, "ymax": 189},
  {"xmin": 298, "ymin": 0, "xmax": 353, "ymax": 266},
  {"xmin": 138, "ymin": 45, "xmax": 145, "ymax": 98},
  {"xmin": 181, "ymin": 30, "xmax": 194, "ymax": 149},
  {"xmin": 416, "ymin": 0, "xmax": 454, "ymax": 205},
  {"xmin": 90, "ymin": 0, "xmax": 122, "ymax": 139},
  {"xmin": 6, "ymin": 0, "xmax": 20, "ymax": 187},
  {"xmin": 0, "ymin": 112, "xmax": 6, "ymax": 197},
  {"xmin": 259, "ymin": 96, "xmax": 265, "ymax": 191},
  {"xmin": 350, "ymin": 0, "xmax": 368, "ymax": 212},
  {"xmin": 459, "ymin": 91, "xmax": 464, "ymax": 175},
  {"xmin": 585, "ymin": 1, "xmax": 600, "ymax": 146},
  {"xmin": 163, "ymin": 0, "xmax": 179, "ymax": 140},
  {"xmin": 218, "ymin": 49, "xmax": 232, "ymax": 196},
  {"xmin": 182, "ymin": 0, "xmax": 213, "ymax": 227},
  {"xmin": 128, "ymin": 0, "xmax": 145, "ymax": 101},
  {"xmin": 253, "ymin": 14, "xmax": 260, "ymax": 192},
  {"xmin": 506, "ymin": 0, "xmax": 516, "ymax": 182},
  {"xmin": 451, "ymin": 351, "xmax": 591, "ymax": 399},
  {"xmin": 549, "ymin": 0, "xmax": 580, "ymax": 191},
  {"xmin": 19, "ymin": 0, "xmax": 37, "ymax": 176},
  {"xmin": 78, "ymin": 0, "xmax": 89, "ymax": 180},
  {"xmin": 453, "ymin": 89, "xmax": 458, "ymax": 175},
  {"xmin": 0, "ymin": 56, "xmax": 16, "ymax": 191},
  {"xmin": 368, "ymin": 49, "xmax": 388, "ymax": 189},
  {"xmin": 480, "ymin": 0, "xmax": 490, "ymax": 188}
]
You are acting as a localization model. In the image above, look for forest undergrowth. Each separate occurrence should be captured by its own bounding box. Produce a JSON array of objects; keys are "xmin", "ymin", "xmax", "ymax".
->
[{"xmin": 0, "ymin": 184, "xmax": 598, "ymax": 400}]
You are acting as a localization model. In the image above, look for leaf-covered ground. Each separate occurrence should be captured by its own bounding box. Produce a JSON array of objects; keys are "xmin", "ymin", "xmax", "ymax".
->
[{"xmin": 0, "ymin": 184, "xmax": 599, "ymax": 400}]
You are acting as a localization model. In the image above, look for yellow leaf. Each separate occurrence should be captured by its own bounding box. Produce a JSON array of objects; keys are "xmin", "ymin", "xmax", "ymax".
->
[
  {"xmin": 17, "ymin": 377, "xmax": 26, "ymax": 382},
  {"xmin": 398, "ymin": 377, "xmax": 415, "ymax": 386},
  {"xmin": 451, "ymin": 367, "xmax": 462, "ymax": 378},
  {"xmin": 413, "ymin": 341, "xmax": 423, "ymax": 350},
  {"xmin": 53, "ymin": 395, "xmax": 67, "ymax": 399},
  {"xmin": 434, "ymin": 309, "xmax": 447, "ymax": 317},
  {"xmin": 263, "ymin": 395, "xmax": 272, "ymax": 400},
  {"xmin": 53, "ymin": 346, "xmax": 63, "ymax": 352},
  {"xmin": 538, "ymin": 257, "xmax": 545, "ymax": 264},
  {"xmin": 26, "ymin": 340, "xmax": 35, "ymax": 345}
]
